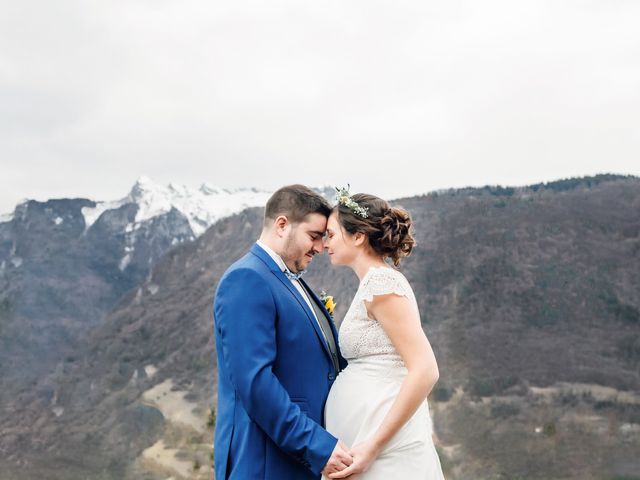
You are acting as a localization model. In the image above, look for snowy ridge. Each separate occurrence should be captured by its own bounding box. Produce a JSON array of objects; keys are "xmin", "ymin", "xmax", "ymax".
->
[
  {"xmin": 81, "ymin": 176, "xmax": 274, "ymax": 237},
  {"xmin": 2, "ymin": 179, "xmax": 336, "ymax": 236}
]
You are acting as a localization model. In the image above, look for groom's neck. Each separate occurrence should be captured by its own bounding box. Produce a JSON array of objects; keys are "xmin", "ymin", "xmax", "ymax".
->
[{"xmin": 258, "ymin": 234, "xmax": 284, "ymax": 258}]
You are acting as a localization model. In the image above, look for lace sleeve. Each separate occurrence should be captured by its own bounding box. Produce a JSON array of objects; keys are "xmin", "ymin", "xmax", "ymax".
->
[
  {"xmin": 360, "ymin": 267, "xmax": 411, "ymax": 304},
  {"xmin": 338, "ymin": 266, "xmax": 415, "ymax": 364}
]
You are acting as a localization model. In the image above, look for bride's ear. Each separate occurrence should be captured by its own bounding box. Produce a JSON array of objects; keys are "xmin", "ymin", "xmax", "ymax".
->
[{"xmin": 353, "ymin": 232, "xmax": 366, "ymax": 247}]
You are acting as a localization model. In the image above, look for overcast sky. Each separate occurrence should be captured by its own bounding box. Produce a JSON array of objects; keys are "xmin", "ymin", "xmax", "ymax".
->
[{"xmin": 1, "ymin": 0, "xmax": 639, "ymax": 213}]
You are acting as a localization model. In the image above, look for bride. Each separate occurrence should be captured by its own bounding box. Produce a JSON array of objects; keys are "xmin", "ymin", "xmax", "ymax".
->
[{"xmin": 322, "ymin": 187, "xmax": 445, "ymax": 479}]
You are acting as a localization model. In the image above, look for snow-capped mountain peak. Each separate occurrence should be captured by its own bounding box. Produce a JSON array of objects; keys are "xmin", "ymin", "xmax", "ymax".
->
[
  {"xmin": 81, "ymin": 176, "xmax": 274, "ymax": 237},
  {"xmin": 1, "ymin": 178, "xmax": 336, "ymax": 236}
]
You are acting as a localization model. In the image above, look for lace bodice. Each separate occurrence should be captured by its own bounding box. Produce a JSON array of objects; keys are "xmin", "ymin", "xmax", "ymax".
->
[{"xmin": 338, "ymin": 266, "xmax": 418, "ymax": 367}]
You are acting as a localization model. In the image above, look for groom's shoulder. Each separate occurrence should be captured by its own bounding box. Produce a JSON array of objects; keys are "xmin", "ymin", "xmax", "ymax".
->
[
  {"xmin": 220, "ymin": 249, "xmax": 269, "ymax": 282},
  {"xmin": 215, "ymin": 257, "xmax": 271, "ymax": 303}
]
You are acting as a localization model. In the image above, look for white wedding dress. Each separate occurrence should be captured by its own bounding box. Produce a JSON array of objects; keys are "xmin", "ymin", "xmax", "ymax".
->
[{"xmin": 324, "ymin": 266, "xmax": 445, "ymax": 479}]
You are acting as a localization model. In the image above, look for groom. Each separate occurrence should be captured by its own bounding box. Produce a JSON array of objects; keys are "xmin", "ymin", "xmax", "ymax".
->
[{"xmin": 213, "ymin": 184, "xmax": 352, "ymax": 479}]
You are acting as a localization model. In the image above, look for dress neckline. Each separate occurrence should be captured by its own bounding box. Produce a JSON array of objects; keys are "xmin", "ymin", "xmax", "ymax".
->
[{"xmin": 360, "ymin": 264, "xmax": 397, "ymax": 285}]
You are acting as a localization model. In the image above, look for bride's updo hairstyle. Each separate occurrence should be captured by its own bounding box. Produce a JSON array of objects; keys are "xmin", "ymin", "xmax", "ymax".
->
[{"xmin": 335, "ymin": 193, "xmax": 415, "ymax": 267}]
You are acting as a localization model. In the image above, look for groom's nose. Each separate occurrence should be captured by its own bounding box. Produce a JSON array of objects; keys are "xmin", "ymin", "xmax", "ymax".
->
[{"xmin": 312, "ymin": 237, "xmax": 323, "ymax": 253}]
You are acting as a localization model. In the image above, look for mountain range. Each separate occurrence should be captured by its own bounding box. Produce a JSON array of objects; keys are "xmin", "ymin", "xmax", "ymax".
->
[
  {"xmin": 0, "ymin": 174, "xmax": 639, "ymax": 480},
  {"xmin": 0, "ymin": 177, "xmax": 274, "ymax": 404}
]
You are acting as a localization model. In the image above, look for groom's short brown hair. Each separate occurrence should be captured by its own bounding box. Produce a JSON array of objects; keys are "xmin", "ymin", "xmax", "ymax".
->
[{"xmin": 264, "ymin": 184, "xmax": 331, "ymax": 225}]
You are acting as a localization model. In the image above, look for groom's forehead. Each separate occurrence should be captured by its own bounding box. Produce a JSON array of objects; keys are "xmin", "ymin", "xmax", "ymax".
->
[
  {"xmin": 300, "ymin": 214, "xmax": 328, "ymax": 233},
  {"xmin": 305, "ymin": 225, "xmax": 327, "ymax": 236}
]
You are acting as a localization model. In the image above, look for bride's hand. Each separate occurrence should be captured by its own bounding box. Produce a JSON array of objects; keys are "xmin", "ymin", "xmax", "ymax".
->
[{"xmin": 328, "ymin": 440, "xmax": 381, "ymax": 478}]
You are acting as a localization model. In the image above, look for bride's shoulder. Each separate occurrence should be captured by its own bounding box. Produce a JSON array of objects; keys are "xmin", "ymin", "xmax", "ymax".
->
[
  {"xmin": 363, "ymin": 265, "xmax": 405, "ymax": 281},
  {"xmin": 361, "ymin": 266, "xmax": 412, "ymax": 298}
]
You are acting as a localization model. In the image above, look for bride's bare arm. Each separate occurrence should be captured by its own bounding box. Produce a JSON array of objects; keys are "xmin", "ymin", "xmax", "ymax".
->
[{"xmin": 328, "ymin": 292, "xmax": 439, "ymax": 478}]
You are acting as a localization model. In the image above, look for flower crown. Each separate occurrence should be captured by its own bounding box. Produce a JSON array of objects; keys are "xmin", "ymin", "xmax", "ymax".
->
[{"xmin": 335, "ymin": 185, "xmax": 369, "ymax": 218}]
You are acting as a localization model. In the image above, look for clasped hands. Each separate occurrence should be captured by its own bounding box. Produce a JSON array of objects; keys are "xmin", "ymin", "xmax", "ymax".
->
[{"xmin": 321, "ymin": 439, "xmax": 381, "ymax": 479}]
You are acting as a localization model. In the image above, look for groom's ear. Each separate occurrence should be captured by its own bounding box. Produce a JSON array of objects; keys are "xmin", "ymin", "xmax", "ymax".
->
[{"xmin": 274, "ymin": 215, "xmax": 290, "ymax": 236}]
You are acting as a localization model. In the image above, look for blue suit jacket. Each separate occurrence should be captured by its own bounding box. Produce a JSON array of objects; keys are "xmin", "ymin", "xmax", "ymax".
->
[{"xmin": 214, "ymin": 243, "xmax": 347, "ymax": 479}]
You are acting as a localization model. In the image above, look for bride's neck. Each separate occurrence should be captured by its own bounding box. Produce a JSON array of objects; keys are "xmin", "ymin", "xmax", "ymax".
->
[{"xmin": 351, "ymin": 254, "xmax": 388, "ymax": 282}]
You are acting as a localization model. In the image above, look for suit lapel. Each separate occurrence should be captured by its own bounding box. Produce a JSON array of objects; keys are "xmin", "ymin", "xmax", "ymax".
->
[
  {"xmin": 299, "ymin": 278, "xmax": 339, "ymax": 339},
  {"xmin": 299, "ymin": 278, "xmax": 341, "ymax": 366},
  {"xmin": 250, "ymin": 244, "xmax": 333, "ymax": 360}
]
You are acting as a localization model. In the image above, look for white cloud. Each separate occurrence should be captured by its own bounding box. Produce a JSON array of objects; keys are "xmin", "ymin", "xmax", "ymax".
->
[{"xmin": 1, "ymin": 0, "xmax": 639, "ymax": 212}]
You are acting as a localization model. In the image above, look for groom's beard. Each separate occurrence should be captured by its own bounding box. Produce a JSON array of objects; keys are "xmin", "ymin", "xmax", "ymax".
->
[{"xmin": 282, "ymin": 235, "xmax": 307, "ymax": 273}]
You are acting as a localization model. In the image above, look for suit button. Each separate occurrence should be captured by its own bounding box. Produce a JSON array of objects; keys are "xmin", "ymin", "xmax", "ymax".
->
[{"xmin": 328, "ymin": 373, "xmax": 335, "ymax": 380}]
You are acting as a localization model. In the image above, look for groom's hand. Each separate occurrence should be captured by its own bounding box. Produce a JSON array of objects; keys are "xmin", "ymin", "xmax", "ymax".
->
[
  {"xmin": 328, "ymin": 439, "xmax": 381, "ymax": 479},
  {"xmin": 321, "ymin": 440, "xmax": 353, "ymax": 476}
]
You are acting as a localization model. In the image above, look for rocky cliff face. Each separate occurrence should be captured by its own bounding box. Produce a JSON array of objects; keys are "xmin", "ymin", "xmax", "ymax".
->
[
  {"xmin": 0, "ymin": 177, "xmax": 274, "ymax": 398},
  {"xmin": 0, "ymin": 197, "xmax": 193, "ymax": 398}
]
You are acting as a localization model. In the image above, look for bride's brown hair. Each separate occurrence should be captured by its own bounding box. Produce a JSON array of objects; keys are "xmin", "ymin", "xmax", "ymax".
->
[{"xmin": 334, "ymin": 193, "xmax": 415, "ymax": 267}]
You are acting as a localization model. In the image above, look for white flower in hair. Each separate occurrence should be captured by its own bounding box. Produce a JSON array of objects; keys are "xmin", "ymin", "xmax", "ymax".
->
[{"xmin": 335, "ymin": 185, "xmax": 369, "ymax": 218}]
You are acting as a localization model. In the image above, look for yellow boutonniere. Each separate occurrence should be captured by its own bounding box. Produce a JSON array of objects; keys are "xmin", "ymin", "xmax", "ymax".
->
[{"xmin": 320, "ymin": 291, "xmax": 336, "ymax": 318}]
